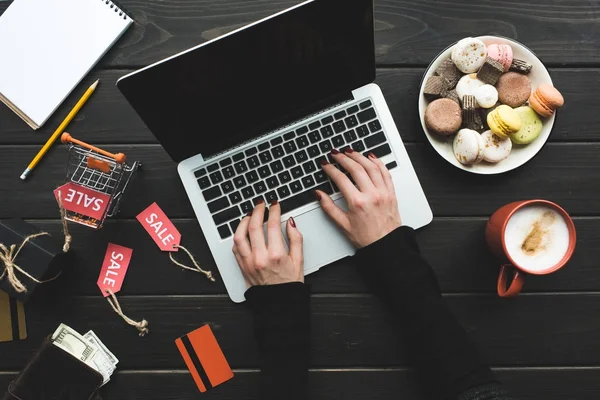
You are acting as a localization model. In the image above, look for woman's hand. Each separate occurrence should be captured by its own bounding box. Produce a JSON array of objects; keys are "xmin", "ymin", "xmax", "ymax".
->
[
  {"xmin": 316, "ymin": 149, "xmax": 402, "ymax": 248},
  {"xmin": 232, "ymin": 200, "xmax": 304, "ymax": 287}
]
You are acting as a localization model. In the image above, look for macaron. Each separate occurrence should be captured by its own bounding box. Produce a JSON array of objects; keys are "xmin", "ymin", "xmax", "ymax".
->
[
  {"xmin": 451, "ymin": 37, "xmax": 488, "ymax": 74},
  {"xmin": 486, "ymin": 44, "xmax": 513, "ymax": 71},
  {"xmin": 474, "ymin": 84, "xmax": 499, "ymax": 108},
  {"xmin": 496, "ymin": 72, "xmax": 531, "ymax": 108},
  {"xmin": 453, "ymin": 129, "xmax": 485, "ymax": 165},
  {"xmin": 511, "ymin": 106, "xmax": 543, "ymax": 144},
  {"xmin": 529, "ymin": 84, "xmax": 564, "ymax": 118},
  {"xmin": 481, "ymin": 130, "xmax": 512, "ymax": 163},
  {"xmin": 456, "ymin": 74, "xmax": 485, "ymax": 102},
  {"xmin": 424, "ymin": 98, "xmax": 462, "ymax": 136},
  {"xmin": 480, "ymin": 102, "xmax": 501, "ymax": 130},
  {"xmin": 486, "ymin": 105, "xmax": 522, "ymax": 139}
]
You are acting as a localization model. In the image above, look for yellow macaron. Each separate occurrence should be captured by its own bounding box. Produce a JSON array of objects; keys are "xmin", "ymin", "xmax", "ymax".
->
[{"xmin": 486, "ymin": 105, "xmax": 522, "ymax": 139}]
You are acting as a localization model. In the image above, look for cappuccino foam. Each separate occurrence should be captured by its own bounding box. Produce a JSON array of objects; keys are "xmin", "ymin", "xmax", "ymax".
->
[{"xmin": 504, "ymin": 205, "xmax": 570, "ymax": 272}]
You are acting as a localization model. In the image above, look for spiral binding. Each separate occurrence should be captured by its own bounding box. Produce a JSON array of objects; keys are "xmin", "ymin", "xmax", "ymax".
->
[{"xmin": 102, "ymin": 0, "xmax": 129, "ymax": 20}]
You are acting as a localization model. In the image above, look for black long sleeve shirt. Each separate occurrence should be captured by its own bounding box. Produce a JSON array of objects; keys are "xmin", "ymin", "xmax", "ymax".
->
[{"xmin": 246, "ymin": 226, "xmax": 514, "ymax": 400}]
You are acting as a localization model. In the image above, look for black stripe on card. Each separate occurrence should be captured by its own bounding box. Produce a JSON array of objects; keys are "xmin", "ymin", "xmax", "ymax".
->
[
  {"xmin": 8, "ymin": 297, "xmax": 19, "ymax": 341},
  {"xmin": 181, "ymin": 335, "xmax": 213, "ymax": 390}
]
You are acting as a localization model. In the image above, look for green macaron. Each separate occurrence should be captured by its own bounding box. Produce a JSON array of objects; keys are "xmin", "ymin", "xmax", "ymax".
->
[{"xmin": 511, "ymin": 106, "xmax": 543, "ymax": 145}]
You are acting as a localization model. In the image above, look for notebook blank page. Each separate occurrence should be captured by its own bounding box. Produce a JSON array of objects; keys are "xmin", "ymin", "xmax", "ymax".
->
[{"xmin": 0, "ymin": 0, "xmax": 131, "ymax": 127}]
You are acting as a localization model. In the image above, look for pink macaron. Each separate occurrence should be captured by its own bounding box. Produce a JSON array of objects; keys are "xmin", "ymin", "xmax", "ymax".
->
[{"xmin": 487, "ymin": 44, "xmax": 513, "ymax": 71}]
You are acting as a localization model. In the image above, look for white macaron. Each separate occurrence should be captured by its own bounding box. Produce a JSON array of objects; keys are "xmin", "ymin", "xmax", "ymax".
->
[
  {"xmin": 474, "ymin": 84, "xmax": 499, "ymax": 108},
  {"xmin": 451, "ymin": 37, "xmax": 488, "ymax": 73},
  {"xmin": 453, "ymin": 129, "xmax": 485, "ymax": 165},
  {"xmin": 456, "ymin": 74, "xmax": 486, "ymax": 102},
  {"xmin": 481, "ymin": 130, "xmax": 512, "ymax": 163}
]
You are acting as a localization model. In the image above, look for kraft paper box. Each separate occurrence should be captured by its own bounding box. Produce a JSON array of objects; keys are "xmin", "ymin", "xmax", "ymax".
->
[
  {"xmin": 0, "ymin": 219, "xmax": 71, "ymax": 302},
  {"xmin": 0, "ymin": 291, "xmax": 26, "ymax": 343}
]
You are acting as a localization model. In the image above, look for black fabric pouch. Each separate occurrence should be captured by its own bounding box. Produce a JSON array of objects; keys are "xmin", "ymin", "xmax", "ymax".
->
[{"xmin": 2, "ymin": 336, "xmax": 103, "ymax": 400}]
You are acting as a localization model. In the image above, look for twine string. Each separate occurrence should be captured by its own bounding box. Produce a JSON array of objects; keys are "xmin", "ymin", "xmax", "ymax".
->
[
  {"xmin": 0, "ymin": 188, "xmax": 74, "ymax": 293},
  {"xmin": 56, "ymin": 190, "xmax": 72, "ymax": 252},
  {"xmin": 0, "ymin": 232, "xmax": 61, "ymax": 293},
  {"xmin": 169, "ymin": 245, "xmax": 215, "ymax": 282},
  {"xmin": 105, "ymin": 289, "xmax": 149, "ymax": 337}
]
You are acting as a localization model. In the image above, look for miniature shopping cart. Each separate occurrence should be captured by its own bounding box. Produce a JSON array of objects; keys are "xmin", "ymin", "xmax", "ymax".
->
[{"xmin": 60, "ymin": 132, "xmax": 140, "ymax": 229}]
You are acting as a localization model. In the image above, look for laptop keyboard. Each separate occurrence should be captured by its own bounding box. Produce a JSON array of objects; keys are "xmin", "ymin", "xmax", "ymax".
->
[{"xmin": 193, "ymin": 99, "xmax": 398, "ymax": 239}]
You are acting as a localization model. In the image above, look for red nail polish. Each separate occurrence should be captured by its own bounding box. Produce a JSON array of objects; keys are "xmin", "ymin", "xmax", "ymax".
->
[
  {"xmin": 271, "ymin": 200, "xmax": 278, "ymax": 207},
  {"xmin": 331, "ymin": 149, "xmax": 340, "ymax": 155},
  {"xmin": 368, "ymin": 152, "xmax": 376, "ymax": 159},
  {"xmin": 247, "ymin": 210, "xmax": 253, "ymax": 217},
  {"xmin": 289, "ymin": 216, "xmax": 296, "ymax": 228},
  {"xmin": 320, "ymin": 159, "xmax": 329, "ymax": 166},
  {"xmin": 257, "ymin": 199, "xmax": 264, "ymax": 205},
  {"xmin": 314, "ymin": 190, "xmax": 322, "ymax": 200},
  {"xmin": 345, "ymin": 147, "xmax": 354, "ymax": 154}
]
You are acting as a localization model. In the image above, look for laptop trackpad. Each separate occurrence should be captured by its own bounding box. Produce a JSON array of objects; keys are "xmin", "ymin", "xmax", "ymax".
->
[{"xmin": 281, "ymin": 198, "xmax": 356, "ymax": 273}]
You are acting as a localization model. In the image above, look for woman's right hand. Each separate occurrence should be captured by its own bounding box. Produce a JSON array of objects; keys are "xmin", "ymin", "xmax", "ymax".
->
[{"xmin": 316, "ymin": 149, "xmax": 402, "ymax": 248}]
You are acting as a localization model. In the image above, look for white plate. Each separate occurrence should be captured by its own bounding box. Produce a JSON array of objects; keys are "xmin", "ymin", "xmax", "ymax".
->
[{"xmin": 418, "ymin": 36, "xmax": 555, "ymax": 175}]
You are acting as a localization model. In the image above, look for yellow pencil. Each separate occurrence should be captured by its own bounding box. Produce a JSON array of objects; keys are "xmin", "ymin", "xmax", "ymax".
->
[{"xmin": 20, "ymin": 79, "xmax": 100, "ymax": 180}]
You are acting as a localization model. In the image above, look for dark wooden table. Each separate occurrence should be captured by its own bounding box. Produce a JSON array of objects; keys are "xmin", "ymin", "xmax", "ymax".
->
[{"xmin": 1, "ymin": 1, "xmax": 600, "ymax": 398}]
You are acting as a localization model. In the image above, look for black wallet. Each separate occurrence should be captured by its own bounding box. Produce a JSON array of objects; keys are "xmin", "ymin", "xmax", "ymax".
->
[{"xmin": 2, "ymin": 336, "xmax": 103, "ymax": 400}]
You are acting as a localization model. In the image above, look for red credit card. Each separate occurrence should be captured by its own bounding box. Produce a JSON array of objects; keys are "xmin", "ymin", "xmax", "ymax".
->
[{"xmin": 175, "ymin": 325, "xmax": 234, "ymax": 392}]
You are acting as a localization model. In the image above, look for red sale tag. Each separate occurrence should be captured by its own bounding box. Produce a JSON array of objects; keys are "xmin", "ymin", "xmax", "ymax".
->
[
  {"xmin": 136, "ymin": 202, "xmax": 181, "ymax": 252},
  {"xmin": 54, "ymin": 182, "xmax": 110, "ymax": 221},
  {"xmin": 97, "ymin": 243, "xmax": 133, "ymax": 297}
]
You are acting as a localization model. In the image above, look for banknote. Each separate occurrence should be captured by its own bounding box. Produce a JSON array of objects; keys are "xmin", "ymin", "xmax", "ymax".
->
[
  {"xmin": 88, "ymin": 346, "xmax": 114, "ymax": 385},
  {"xmin": 84, "ymin": 331, "xmax": 119, "ymax": 367},
  {"xmin": 51, "ymin": 324, "xmax": 97, "ymax": 363}
]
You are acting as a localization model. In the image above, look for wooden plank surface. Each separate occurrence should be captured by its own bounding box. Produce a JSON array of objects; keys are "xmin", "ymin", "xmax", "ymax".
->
[
  {"xmin": 2, "ymin": 1, "xmax": 598, "ymax": 67},
  {"xmin": 1, "ymin": 295, "xmax": 599, "ymax": 370},
  {"xmin": 2, "ymin": 368, "xmax": 600, "ymax": 400},
  {"xmin": 0, "ymin": 143, "xmax": 598, "ymax": 219},
  {"xmin": 22, "ymin": 217, "xmax": 600, "ymax": 297},
  {"xmin": 0, "ymin": 69, "xmax": 596, "ymax": 144},
  {"xmin": 1, "ymin": 0, "xmax": 599, "ymax": 398}
]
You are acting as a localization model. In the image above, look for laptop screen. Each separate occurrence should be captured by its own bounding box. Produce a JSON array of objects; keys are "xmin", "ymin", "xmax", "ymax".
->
[{"xmin": 117, "ymin": 0, "xmax": 375, "ymax": 162}]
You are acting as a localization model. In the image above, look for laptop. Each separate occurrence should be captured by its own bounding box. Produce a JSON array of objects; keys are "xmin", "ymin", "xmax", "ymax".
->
[{"xmin": 116, "ymin": 0, "xmax": 433, "ymax": 303}]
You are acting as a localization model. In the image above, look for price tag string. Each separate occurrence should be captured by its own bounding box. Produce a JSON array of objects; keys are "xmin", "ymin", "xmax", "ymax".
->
[
  {"xmin": 56, "ymin": 190, "xmax": 72, "ymax": 252},
  {"xmin": 169, "ymin": 245, "xmax": 215, "ymax": 282},
  {"xmin": 97, "ymin": 243, "xmax": 146, "ymax": 336},
  {"xmin": 105, "ymin": 289, "xmax": 149, "ymax": 337},
  {"xmin": 137, "ymin": 202, "xmax": 215, "ymax": 283}
]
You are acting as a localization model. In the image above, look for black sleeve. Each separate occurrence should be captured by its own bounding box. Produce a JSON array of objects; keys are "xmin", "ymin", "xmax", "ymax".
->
[
  {"xmin": 353, "ymin": 226, "xmax": 514, "ymax": 400},
  {"xmin": 245, "ymin": 282, "xmax": 310, "ymax": 400}
]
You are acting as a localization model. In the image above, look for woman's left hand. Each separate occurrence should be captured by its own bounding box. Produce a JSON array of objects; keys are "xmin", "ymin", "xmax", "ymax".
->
[{"xmin": 232, "ymin": 200, "xmax": 304, "ymax": 287}]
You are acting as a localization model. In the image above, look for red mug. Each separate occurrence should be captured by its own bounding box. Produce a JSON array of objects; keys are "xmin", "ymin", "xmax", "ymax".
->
[{"xmin": 485, "ymin": 200, "xmax": 576, "ymax": 297}]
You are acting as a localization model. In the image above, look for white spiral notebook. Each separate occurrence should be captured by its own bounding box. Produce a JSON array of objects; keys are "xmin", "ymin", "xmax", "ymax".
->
[{"xmin": 0, "ymin": 0, "xmax": 133, "ymax": 129}]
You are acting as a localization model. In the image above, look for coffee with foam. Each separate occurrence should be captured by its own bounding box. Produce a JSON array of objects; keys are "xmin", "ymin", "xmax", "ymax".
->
[{"xmin": 504, "ymin": 204, "xmax": 571, "ymax": 272}]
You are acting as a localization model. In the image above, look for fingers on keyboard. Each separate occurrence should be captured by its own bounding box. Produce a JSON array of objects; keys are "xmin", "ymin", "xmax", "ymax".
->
[{"xmin": 201, "ymin": 101, "xmax": 393, "ymax": 239}]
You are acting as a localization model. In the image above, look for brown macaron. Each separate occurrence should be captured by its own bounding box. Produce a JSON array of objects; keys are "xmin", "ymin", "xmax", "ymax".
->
[
  {"xmin": 496, "ymin": 72, "xmax": 531, "ymax": 108},
  {"xmin": 424, "ymin": 98, "xmax": 462, "ymax": 136}
]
